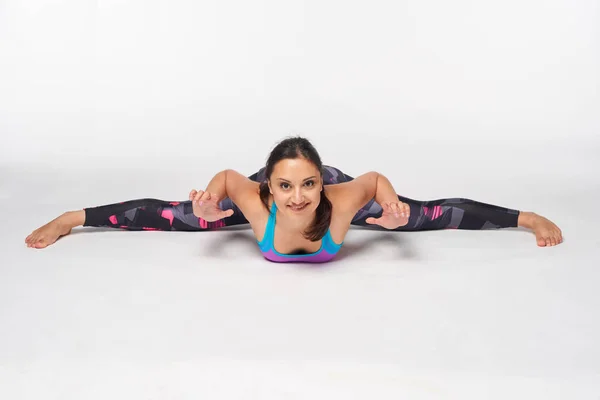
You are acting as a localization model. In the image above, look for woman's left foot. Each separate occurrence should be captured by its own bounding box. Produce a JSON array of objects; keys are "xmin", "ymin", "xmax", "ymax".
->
[{"xmin": 519, "ymin": 212, "xmax": 563, "ymax": 247}]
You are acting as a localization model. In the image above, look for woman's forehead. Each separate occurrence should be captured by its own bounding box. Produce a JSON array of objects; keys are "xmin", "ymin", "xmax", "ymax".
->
[{"xmin": 272, "ymin": 158, "xmax": 318, "ymax": 174}]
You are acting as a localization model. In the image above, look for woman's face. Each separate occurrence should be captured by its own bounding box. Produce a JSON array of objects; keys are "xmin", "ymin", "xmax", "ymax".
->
[{"xmin": 268, "ymin": 158, "xmax": 322, "ymax": 219}]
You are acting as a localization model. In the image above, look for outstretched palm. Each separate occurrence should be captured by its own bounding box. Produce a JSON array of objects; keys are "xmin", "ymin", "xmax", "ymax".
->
[
  {"xmin": 365, "ymin": 201, "xmax": 410, "ymax": 230},
  {"xmin": 189, "ymin": 189, "xmax": 234, "ymax": 222}
]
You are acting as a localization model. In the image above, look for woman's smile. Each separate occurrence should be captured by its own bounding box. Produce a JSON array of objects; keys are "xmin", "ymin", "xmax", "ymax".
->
[{"xmin": 289, "ymin": 203, "xmax": 308, "ymax": 211}]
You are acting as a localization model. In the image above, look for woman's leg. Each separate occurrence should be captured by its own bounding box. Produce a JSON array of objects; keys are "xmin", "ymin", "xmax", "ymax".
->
[
  {"xmin": 25, "ymin": 171, "xmax": 264, "ymax": 248},
  {"xmin": 321, "ymin": 164, "xmax": 562, "ymax": 246},
  {"xmin": 83, "ymin": 198, "xmax": 249, "ymax": 231},
  {"xmin": 79, "ymin": 170, "xmax": 273, "ymax": 231},
  {"xmin": 78, "ymin": 165, "xmax": 349, "ymax": 232},
  {"xmin": 349, "ymin": 196, "xmax": 520, "ymax": 231},
  {"xmin": 322, "ymin": 164, "xmax": 518, "ymax": 230}
]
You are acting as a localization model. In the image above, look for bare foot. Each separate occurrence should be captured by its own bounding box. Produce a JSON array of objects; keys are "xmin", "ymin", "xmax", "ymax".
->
[
  {"xmin": 25, "ymin": 211, "xmax": 84, "ymax": 249},
  {"xmin": 519, "ymin": 212, "xmax": 563, "ymax": 247}
]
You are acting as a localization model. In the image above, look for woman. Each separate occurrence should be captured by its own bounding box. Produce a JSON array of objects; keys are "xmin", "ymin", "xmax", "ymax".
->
[{"xmin": 25, "ymin": 136, "xmax": 563, "ymax": 262}]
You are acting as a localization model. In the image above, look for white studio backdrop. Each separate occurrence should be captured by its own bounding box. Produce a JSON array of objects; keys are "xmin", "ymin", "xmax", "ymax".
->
[
  {"xmin": 0, "ymin": 0, "xmax": 598, "ymax": 171},
  {"xmin": 2, "ymin": 1, "xmax": 600, "ymax": 399}
]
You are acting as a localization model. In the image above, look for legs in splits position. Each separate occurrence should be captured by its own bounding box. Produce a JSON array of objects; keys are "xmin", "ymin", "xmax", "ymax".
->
[{"xmin": 25, "ymin": 165, "xmax": 563, "ymax": 249}]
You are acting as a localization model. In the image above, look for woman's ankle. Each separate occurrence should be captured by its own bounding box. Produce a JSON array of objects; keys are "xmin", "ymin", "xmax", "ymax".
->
[
  {"xmin": 62, "ymin": 210, "xmax": 85, "ymax": 227},
  {"xmin": 518, "ymin": 211, "xmax": 536, "ymax": 229}
]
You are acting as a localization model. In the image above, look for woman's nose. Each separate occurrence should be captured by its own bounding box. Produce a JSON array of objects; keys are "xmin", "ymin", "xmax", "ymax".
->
[{"xmin": 292, "ymin": 189, "xmax": 304, "ymax": 202}]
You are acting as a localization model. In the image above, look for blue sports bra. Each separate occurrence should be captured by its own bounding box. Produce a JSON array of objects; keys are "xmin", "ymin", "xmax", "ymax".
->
[{"xmin": 256, "ymin": 202, "xmax": 343, "ymax": 263}]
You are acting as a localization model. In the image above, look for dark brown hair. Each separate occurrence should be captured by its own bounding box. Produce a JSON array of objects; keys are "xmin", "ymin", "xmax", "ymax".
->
[{"xmin": 259, "ymin": 136, "xmax": 332, "ymax": 242}]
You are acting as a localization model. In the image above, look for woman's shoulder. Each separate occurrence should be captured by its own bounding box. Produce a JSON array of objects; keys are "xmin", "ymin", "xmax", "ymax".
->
[
  {"xmin": 324, "ymin": 173, "xmax": 378, "ymax": 244},
  {"xmin": 245, "ymin": 191, "xmax": 272, "ymax": 241},
  {"xmin": 224, "ymin": 170, "xmax": 271, "ymax": 238},
  {"xmin": 324, "ymin": 173, "xmax": 376, "ymax": 215},
  {"xmin": 324, "ymin": 184, "xmax": 357, "ymax": 245}
]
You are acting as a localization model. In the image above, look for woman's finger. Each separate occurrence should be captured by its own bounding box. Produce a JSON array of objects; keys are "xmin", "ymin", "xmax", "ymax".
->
[
  {"xmin": 387, "ymin": 206, "xmax": 395, "ymax": 216},
  {"xmin": 200, "ymin": 191, "xmax": 211, "ymax": 202}
]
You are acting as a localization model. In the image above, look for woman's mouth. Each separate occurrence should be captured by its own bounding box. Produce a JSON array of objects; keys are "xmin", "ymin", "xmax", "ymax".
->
[{"xmin": 288, "ymin": 203, "xmax": 308, "ymax": 211}]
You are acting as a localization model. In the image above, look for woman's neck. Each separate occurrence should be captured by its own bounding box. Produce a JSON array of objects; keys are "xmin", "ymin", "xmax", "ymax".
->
[{"xmin": 275, "ymin": 208, "xmax": 315, "ymax": 233}]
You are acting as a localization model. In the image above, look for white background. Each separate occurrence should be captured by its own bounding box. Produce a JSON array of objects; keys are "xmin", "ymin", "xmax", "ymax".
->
[{"xmin": 2, "ymin": 0, "xmax": 599, "ymax": 398}]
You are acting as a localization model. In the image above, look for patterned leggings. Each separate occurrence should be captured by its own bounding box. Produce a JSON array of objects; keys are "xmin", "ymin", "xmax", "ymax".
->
[{"xmin": 83, "ymin": 165, "xmax": 520, "ymax": 231}]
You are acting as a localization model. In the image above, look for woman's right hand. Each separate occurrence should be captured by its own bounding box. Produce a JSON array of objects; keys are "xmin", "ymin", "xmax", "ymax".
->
[{"xmin": 189, "ymin": 189, "xmax": 234, "ymax": 222}]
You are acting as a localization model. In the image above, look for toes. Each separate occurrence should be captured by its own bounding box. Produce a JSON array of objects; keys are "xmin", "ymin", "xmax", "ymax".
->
[
  {"xmin": 29, "ymin": 236, "xmax": 42, "ymax": 248},
  {"xmin": 537, "ymin": 237, "xmax": 547, "ymax": 247}
]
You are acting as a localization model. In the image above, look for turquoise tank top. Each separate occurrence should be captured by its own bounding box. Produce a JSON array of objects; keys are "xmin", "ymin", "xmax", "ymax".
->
[{"xmin": 256, "ymin": 202, "xmax": 343, "ymax": 263}]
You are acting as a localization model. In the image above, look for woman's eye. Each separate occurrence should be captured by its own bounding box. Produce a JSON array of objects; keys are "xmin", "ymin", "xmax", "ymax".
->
[{"xmin": 280, "ymin": 181, "xmax": 315, "ymax": 190}]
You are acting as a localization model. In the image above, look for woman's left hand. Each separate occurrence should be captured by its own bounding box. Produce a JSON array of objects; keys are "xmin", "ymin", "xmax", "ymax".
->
[{"xmin": 365, "ymin": 201, "xmax": 411, "ymax": 229}]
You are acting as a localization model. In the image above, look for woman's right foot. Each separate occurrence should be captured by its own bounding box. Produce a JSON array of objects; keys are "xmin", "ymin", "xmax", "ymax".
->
[{"xmin": 25, "ymin": 211, "xmax": 84, "ymax": 249}]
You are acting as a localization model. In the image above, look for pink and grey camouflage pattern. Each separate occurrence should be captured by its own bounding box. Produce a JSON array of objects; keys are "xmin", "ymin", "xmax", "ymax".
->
[{"xmin": 84, "ymin": 165, "xmax": 519, "ymax": 233}]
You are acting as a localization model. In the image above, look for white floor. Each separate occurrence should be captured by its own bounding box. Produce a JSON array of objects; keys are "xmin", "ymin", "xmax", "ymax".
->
[{"xmin": 2, "ymin": 141, "xmax": 599, "ymax": 399}]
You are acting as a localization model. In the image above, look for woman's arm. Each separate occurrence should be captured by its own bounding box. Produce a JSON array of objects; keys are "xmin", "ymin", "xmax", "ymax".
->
[
  {"xmin": 373, "ymin": 173, "xmax": 400, "ymax": 206},
  {"xmin": 204, "ymin": 170, "xmax": 229, "ymax": 200},
  {"xmin": 192, "ymin": 169, "xmax": 263, "ymax": 224},
  {"xmin": 329, "ymin": 171, "xmax": 402, "ymax": 217},
  {"xmin": 223, "ymin": 169, "xmax": 264, "ymax": 222},
  {"xmin": 328, "ymin": 171, "xmax": 379, "ymax": 215}
]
